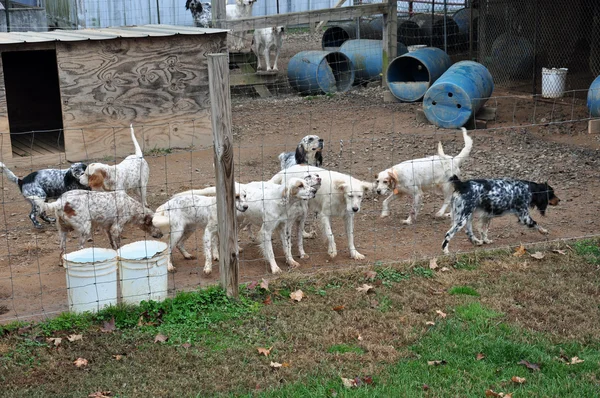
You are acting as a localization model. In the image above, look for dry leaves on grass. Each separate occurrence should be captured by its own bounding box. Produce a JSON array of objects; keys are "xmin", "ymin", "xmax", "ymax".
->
[
  {"xmin": 332, "ymin": 305, "xmax": 345, "ymax": 313},
  {"xmin": 247, "ymin": 280, "xmax": 258, "ymax": 290},
  {"xmin": 74, "ymin": 357, "xmax": 88, "ymax": 368},
  {"xmin": 476, "ymin": 353, "xmax": 486, "ymax": 361},
  {"xmin": 511, "ymin": 376, "xmax": 526, "ymax": 384},
  {"xmin": 270, "ymin": 361, "xmax": 290, "ymax": 369},
  {"xmin": 513, "ymin": 244, "xmax": 527, "ymax": 257},
  {"xmin": 260, "ymin": 278, "xmax": 270, "ymax": 291},
  {"xmin": 552, "ymin": 249, "xmax": 567, "ymax": 255},
  {"xmin": 112, "ymin": 355, "xmax": 123, "ymax": 361},
  {"xmin": 440, "ymin": 267, "xmax": 451, "ymax": 272},
  {"xmin": 67, "ymin": 334, "xmax": 83, "ymax": 342},
  {"xmin": 485, "ymin": 389, "xmax": 513, "ymax": 397},
  {"xmin": 435, "ymin": 310, "xmax": 447, "ymax": 318},
  {"xmin": 356, "ymin": 284, "xmax": 374, "ymax": 294},
  {"xmin": 364, "ymin": 270, "xmax": 377, "ymax": 280},
  {"xmin": 290, "ymin": 290, "xmax": 304, "ymax": 302},
  {"xmin": 518, "ymin": 359, "xmax": 541, "ymax": 371},
  {"xmin": 558, "ymin": 355, "xmax": 584, "ymax": 365},
  {"xmin": 425, "ymin": 321, "xmax": 436, "ymax": 326},
  {"xmin": 153, "ymin": 334, "xmax": 168, "ymax": 343},
  {"xmin": 427, "ymin": 360, "xmax": 448, "ymax": 366},
  {"xmin": 46, "ymin": 337, "xmax": 62, "ymax": 347},
  {"xmin": 530, "ymin": 251, "xmax": 545, "ymax": 260},
  {"xmin": 88, "ymin": 391, "xmax": 112, "ymax": 398},
  {"xmin": 341, "ymin": 376, "xmax": 373, "ymax": 389},
  {"xmin": 181, "ymin": 343, "xmax": 192, "ymax": 349},
  {"xmin": 263, "ymin": 295, "xmax": 272, "ymax": 305},
  {"xmin": 429, "ymin": 257, "xmax": 439, "ymax": 270},
  {"xmin": 100, "ymin": 318, "xmax": 116, "ymax": 333},
  {"xmin": 257, "ymin": 346, "xmax": 273, "ymax": 357}
]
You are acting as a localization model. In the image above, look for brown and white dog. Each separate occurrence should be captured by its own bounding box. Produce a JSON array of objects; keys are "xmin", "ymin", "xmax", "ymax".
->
[{"xmin": 79, "ymin": 124, "xmax": 150, "ymax": 207}]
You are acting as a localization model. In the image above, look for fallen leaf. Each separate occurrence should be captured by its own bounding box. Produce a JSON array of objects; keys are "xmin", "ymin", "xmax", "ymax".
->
[
  {"xmin": 530, "ymin": 251, "xmax": 545, "ymax": 260},
  {"xmin": 485, "ymin": 390, "xmax": 501, "ymax": 397},
  {"xmin": 552, "ymin": 249, "xmax": 567, "ymax": 255},
  {"xmin": 513, "ymin": 244, "xmax": 526, "ymax": 257},
  {"xmin": 569, "ymin": 356, "xmax": 585, "ymax": 365},
  {"xmin": 364, "ymin": 271, "xmax": 377, "ymax": 280},
  {"xmin": 270, "ymin": 361, "xmax": 282, "ymax": 369},
  {"xmin": 440, "ymin": 267, "xmax": 451, "ymax": 272},
  {"xmin": 257, "ymin": 346, "xmax": 272, "ymax": 357},
  {"xmin": 247, "ymin": 280, "xmax": 258, "ymax": 290},
  {"xmin": 422, "ymin": 384, "xmax": 430, "ymax": 391},
  {"xmin": 362, "ymin": 375, "xmax": 373, "ymax": 385},
  {"xmin": 290, "ymin": 289, "xmax": 304, "ymax": 302},
  {"xmin": 67, "ymin": 334, "xmax": 83, "ymax": 342},
  {"xmin": 74, "ymin": 357, "xmax": 88, "ymax": 368},
  {"xmin": 46, "ymin": 337, "xmax": 62, "ymax": 347},
  {"xmin": 332, "ymin": 305, "xmax": 345, "ymax": 312},
  {"xmin": 436, "ymin": 310, "xmax": 447, "ymax": 318},
  {"xmin": 263, "ymin": 295, "xmax": 272, "ymax": 305},
  {"xmin": 476, "ymin": 352, "xmax": 486, "ymax": 361},
  {"xmin": 100, "ymin": 318, "xmax": 116, "ymax": 333},
  {"xmin": 518, "ymin": 359, "xmax": 541, "ymax": 371},
  {"xmin": 369, "ymin": 299, "xmax": 379, "ymax": 308},
  {"xmin": 511, "ymin": 376, "xmax": 526, "ymax": 384},
  {"xmin": 282, "ymin": 362, "xmax": 290, "ymax": 367},
  {"xmin": 112, "ymin": 354, "xmax": 123, "ymax": 361},
  {"xmin": 429, "ymin": 257, "xmax": 439, "ymax": 270},
  {"xmin": 356, "ymin": 284, "xmax": 374, "ymax": 293},
  {"xmin": 425, "ymin": 321, "xmax": 436, "ymax": 326},
  {"xmin": 181, "ymin": 343, "xmax": 192, "ymax": 349},
  {"xmin": 154, "ymin": 334, "xmax": 168, "ymax": 343},
  {"xmin": 357, "ymin": 334, "xmax": 363, "ymax": 341},
  {"xmin": 341, "ymin": 377, "xmax": 357, "ymax": 388},
  {"xmin": 88, "ymin": 392, "xmax": 112, "ymax": 398},
  {"xmin": 427, "ymin": 360, "xmax": 447, "ymax": 366},
  {"xmin": 137, "ymin": 316, "xmax": 144, "ymax": 327},
  {"xmin": 260, "ymin": 278, "xmax": 270, "ymax": 291}
]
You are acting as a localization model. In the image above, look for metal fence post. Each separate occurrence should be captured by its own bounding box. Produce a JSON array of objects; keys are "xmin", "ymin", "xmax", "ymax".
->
[{"xmin": 207, "ymin": 53, "xmax": 239, "ymax": 298}]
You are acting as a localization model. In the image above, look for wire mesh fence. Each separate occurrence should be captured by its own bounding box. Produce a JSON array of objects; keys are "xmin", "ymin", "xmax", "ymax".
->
[{"xmin": 1, "ymin": 90, "xmax": 598, "ymax": 322}]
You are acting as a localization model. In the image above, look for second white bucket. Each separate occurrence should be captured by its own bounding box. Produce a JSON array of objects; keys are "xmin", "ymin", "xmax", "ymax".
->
[
  {"xmin": 63, "ymin": 248, "xmax": 118, "ymax": 314},
  {"xmin": 118, "ymin": 240, "xmax": 169, "ymax": 305},
  {"xmin": 542, "ymin": 67, "xmax": 568, "ymax": 98}
]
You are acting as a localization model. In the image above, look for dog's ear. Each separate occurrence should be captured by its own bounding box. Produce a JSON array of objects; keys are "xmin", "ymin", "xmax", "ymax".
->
[
  {"xmin": 530, "ymin": 183, "xmax": 550, "ymax": 215},
  {"xmin": 387, "ymin": 169, "xmax": 398, "ymax": 188},
  {"xmin": 315, "ymin": 150, "xmax": 323, "ymax": 167},
  {"xmin": 334, "ymin": 180, "xmax": 346, "ymax": 192},
  {"xmin": 144, "ymin": 214, "xmax": 153, "ymax": 226},
  {"xmin": 362, "ymin": 182, "xmax": 374, "ymax": 193},
  {"xmin": 295, "ymin": 144, "xmax": 307, "ymax": 165}
]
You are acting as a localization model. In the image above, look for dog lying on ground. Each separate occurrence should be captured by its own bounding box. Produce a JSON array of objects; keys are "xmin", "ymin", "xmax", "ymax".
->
[
  {"xmin": 278, "ymin": 135, "xmax": 324, "ymax": 170},
  {"xmin": 0, "ymin": 161, "xmax": 88, "ymax": 228},
  {"xmin": 79, "ymin": 124, "xmax": 150, "ymax": 207},
  {"xmin": 185, "ymin": 0, "xmax": 212, "ymax": 27},
  {"xmin": 253, "ymin": 26, "xmax": 285, "ymax": 72},
  {"xmin": 29, "ymin": 190, "xmax": 162, "ymax": 263},
  {"xmin": 152, "ymin": 188, "xmax": 248, "ymax": 273},
  {"xmin": 270, "ymin": 165, "xmax": 373, "ymax": 260},
  {"xmin": 441, "ymin": 176, "xmax": 560, "ymax": 254},
  {"xmin": 374, "ymin": 127, "xmax": 473, "ymax": 224}
]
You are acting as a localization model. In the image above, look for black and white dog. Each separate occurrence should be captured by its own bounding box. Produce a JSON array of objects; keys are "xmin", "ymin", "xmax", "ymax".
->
[
  {"xmin": 442, "ymin": 175, "xmax": 560, "ymax": 254},
  {"xmin": 0, "ymin": 162, "xmax": 88, "ymax": 228},
  {"xmin": 185, "ymin": 0, "xmax": 212, "ymax": 28},
  {"xmin": 278, "ymin": 135, "xmax": 324, "ymax": 170}
]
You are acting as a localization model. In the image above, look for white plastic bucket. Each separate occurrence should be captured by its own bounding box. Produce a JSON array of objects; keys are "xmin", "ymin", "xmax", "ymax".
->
[
  {"xmin": 542, "ymin": 67, "xmax": 568, "ymax": 98},
  {"xmin": 408, "ymin": 44, "xmax": 428, "ymax": 52},
  {"xmin": 118, "ymin": 240, "xmax": 169, "ymax": 305},
  {"xmin": 63, "ymin": 248, "xmax": 118, "ymax": 314}
]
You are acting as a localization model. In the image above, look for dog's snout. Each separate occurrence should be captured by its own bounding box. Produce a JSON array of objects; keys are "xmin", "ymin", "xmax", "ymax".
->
[
  {"xmin": 376, "ymin": 189, "xmax": 381, "ymax": 194},
  {"xmin": 352, "ymin": 206, "xmax": 359, "ymax": 212},
  {"xmin": 318, "ymin": 139, "xmax": 324, "ymax": 149},
  {"xmin": 242, "ymin": 205, "xmax": 249, "ymax": 211}
]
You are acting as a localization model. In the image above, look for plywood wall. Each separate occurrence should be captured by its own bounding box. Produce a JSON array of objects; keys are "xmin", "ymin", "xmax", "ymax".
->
[{"xmin": 56, "ymin": 33, "xmax": 227, "ymax": 160}]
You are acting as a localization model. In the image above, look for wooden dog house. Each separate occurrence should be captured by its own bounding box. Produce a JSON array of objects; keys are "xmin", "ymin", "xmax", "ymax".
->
[{"xmin": 0, "ymin": 24, "xmax": 227, "ymax": 166}]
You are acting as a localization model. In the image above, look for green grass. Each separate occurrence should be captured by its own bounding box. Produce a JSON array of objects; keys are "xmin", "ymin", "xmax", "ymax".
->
[
  {"xmin": 412, "ymin": 266, "xmax": 434, "ymax": 278},
  {"xmin": 448, "ymin": 286, "xmax": 480, "ymax": 296},
  {"xmin": 375, "ymin": 266, "xmax": 410, "ymax": 286},
  {"xmin": 145, "ymin": 146, "xmax": 173, "ymax": 156},
  {"xmin": 572, "ymin": 239, "xmax": 600, "ymax": 265}
]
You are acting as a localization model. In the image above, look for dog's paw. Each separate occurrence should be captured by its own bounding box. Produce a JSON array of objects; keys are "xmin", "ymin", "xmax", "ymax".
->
[
  {"xmin": 203, "ymin": 265, "xmax": 212, "ymax": 275},
  {"xmin": 182, "ymin": 253, "xmax": 195, "ymax": 260},
  {"xmin": 380, "ymin": 211, "xmax": 390, "ymax": 218},
  {"xmin": 287, "ymin": 259, "xmax": 300, "ymax": 268},
  {"xmin": 402, "ymin": 218, "xmax": 413, "ymax": 225},
  {"xmin": 272, "ymin": 66, "xmax": 279, "ymax": 71},
  {"xmin": 482, "ymin": 238, "xmax": 493, "ymax": 244},
  {"xmin": 167, "ymin": 263, "xmax": 176, "ymax": 272},
  {"xmin": 442, "ymin": 247, "xmax": 450, "ymax": 255},
  {"xmin": 328, "ymin": 249, "xmax": 337, "ymax": 259},
  {"xmin": 302, "ymin": 230, "xmax": 316, "ymax": 239},
  {"xmin": 300, "ymin": 253, "xmax": 309, "ymax": 259},
  {"xmin": 271, "ymin": 266, "xmax": 282, "ymax": 274},
  {"xmin": 471, "ymin": 238, "xmax": 483, "ymax": 246},
  {"xmin": 350, "ymin": 251, "xmax": 365, "ymax": 260}
]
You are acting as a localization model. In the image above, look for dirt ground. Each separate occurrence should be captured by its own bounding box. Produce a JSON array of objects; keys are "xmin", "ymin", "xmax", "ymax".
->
[{"xmin": 1, "ymin": 32, "xmax": 599, "ymax": 322}]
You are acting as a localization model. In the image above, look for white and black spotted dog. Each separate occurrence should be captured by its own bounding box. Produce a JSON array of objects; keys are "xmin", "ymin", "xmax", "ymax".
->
[
  {"xmin": 185, "ymin": 0, "xmax": 212, "ymax": 28},
  {"xmin": 278, "ymin": 135, "xmax": 324, "ymax": 170},
  {"xmin": 442, "ymin": 175, "xmax": 560, "ymax": 254},
  {"xmin": 0, "ymin": 161, "xmax": 88, "ymax": 228}
]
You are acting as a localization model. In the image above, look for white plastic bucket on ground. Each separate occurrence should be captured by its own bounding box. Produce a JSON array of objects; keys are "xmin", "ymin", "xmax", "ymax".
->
[
  {"xmin": 408, "ymin": 44, "xmax": 428, "ymax": 52},
  {"xmin": 63, "ymin": 248, "xmax": 118, "ymax": 313},
  {"xmin": 118, "ymin": 240, "xmax": 169, "ymax": 305},
  {"xmin": 542, "ymin": 67, "xmax": 568, "ymax": 98}
]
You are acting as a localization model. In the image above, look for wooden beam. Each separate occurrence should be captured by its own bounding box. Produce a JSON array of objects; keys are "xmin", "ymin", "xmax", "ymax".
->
[
  {"xmin": 207, "ymin": 54, "xmax": 239, "ymax": 298},
  {"xmin": 314, "ymin": 0, "xmax": 348, "ymax": 32},
  {"xmin": 382, "ymin": 0, "xmax": 397, "ymax": 88},
  {"xmin": 212, "ymin": 0, "xmax": 226, "ymax": 29},
  {"xmin": 222, "ymin": 3, "xmax": 387, "ymax": 31}
]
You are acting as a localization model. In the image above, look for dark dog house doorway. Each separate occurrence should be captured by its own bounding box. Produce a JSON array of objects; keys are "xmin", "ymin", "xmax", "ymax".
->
[{"xmin": 2, "ymin": 50, "xmax": 65, "ymax": 157}]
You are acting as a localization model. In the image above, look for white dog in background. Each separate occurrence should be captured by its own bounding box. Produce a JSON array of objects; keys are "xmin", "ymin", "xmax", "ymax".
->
[
  {"xmin": 374, "ymin": 127, "xmax": 473, "ymax": 224},
  {"xmin": 253, "ymin": 27, "xmax": 285, "ymax": 72},
  {"xmin": 79, "ymin": 124, "xmax": 150, "ymax": 207},
  {"xmin": 270, "ymin": 165, "xmax": 373, "ymax": 260},
  {"xmin": 227, "ymin": 0, "xmax": 256, "ymax": 51}
]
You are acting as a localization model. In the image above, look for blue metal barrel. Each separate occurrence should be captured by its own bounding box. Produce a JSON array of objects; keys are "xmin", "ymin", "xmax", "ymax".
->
[
  {"xmin": 452, "ymin": 8, "xmax": 479, "ymax": 37},
  {"xmin": 340, "ymin": 40, "xmax": 408, "ymax": 83},
  {"xmin": 287, "ymin": 51, "xmax": 354, "ymax": 95},
  {"xmin": 321, "ymin": 22, "xmax": 381, "ymax": 50},
  {"xmin": 386, "ymin": 47, "xmax": 451, "ymax": 102},
  {"xmin": 588, "ymin": 75, "xmax": 600, "ymax": 117},
  {"xmin": 423, "ymin": 61, "xmax": 494, "ymax": 129}
]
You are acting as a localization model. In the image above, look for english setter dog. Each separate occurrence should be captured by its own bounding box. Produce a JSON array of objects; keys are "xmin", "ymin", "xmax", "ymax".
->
[
  {"xmin": 79, "ymin": 124, "xmax": 150, "ymax": 207},
  {"xmin": 253, "ymin": 26, "xmax": 285, "ymax": 72},
  {"xmin": 278, "ymin": 135, "xmax": 324, "ymax": 170},
  {"xmin": 374, "ymin": 127, "xmax": 472, "ymax": 224},
  {"xmin": 29, "ymin": 190, "xmax": 162, "ymax": 262},
  {"xmin": 270, "ymin": 165, "xmax": 373, "ymax": 260},
  {"xmin": 0, "ymin": 161, "xmax": 88, "ymax": 228},
  {"xmin": 185, "ymin": 0, "xmax": 212, "ymax": 27},
  {"xmin": 441, "ymin": 176, "xmax": 560, "ymax": 254}
]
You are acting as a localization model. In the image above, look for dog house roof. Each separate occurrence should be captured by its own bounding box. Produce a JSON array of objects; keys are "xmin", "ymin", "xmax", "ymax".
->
[{"xmin": 0, "ymin": 24, "xmax": 227, "ymax": 44}]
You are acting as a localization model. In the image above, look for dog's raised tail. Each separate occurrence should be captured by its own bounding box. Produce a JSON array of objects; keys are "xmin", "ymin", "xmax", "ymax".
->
[
  {"xmin": 455, "ymin": 127, "xmax": 473, "ymax": 167},
  {"xmin": 130, "ymin": 124, "xmax": 143, "ymax": 158},
  {"xmin": 27, "ymin": 195, "xmax": 62, "ymax": 215},
  {"xmin": 0, "ymin": 162, "xmax": 20, "ymax": 186}
]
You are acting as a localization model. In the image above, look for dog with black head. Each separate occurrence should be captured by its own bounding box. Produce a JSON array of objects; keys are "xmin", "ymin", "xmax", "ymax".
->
[{"xmin": 278, "ymin": 135, "xmax": 324, "ymax": 170}]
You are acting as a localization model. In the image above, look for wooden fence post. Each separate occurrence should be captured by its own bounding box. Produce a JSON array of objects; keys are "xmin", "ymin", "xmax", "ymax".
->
[
  {"xmin": 207, "ymin": 54, "xmax": 239, "ymax": 298},
  {"xmin": 382, "ymin": 0, "xmax": 397, "ymax": 88},
  {"xmin": 212, "ymin": 0, "xmax": 226, "ymax": 28}
]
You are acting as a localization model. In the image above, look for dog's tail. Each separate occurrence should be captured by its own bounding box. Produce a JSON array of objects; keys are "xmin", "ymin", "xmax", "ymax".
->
[
  {"xmin": 173, "ymin": 187, "xmax": 216, "ymax": 197},
  {"xmin": 27, "ymin": 195, "xmax": 62, "ymax": 215},
  {"xmin": 130, "ymin": 124, "xmax": 143, "ymax": 158},
  {"xmin": 454, "ymin": 127, "xmax": 473, "ymax": 168},
  {"xmin": 437, "ymin": 141, "xmax": 447, "ymax": 157},
  {"xmin": 0, "ymin": 162, "xmax": 21, "ymax": 186},
  {"xmin": 278, "ymin": 152, "xmax": 287, "ymax": 170}
]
